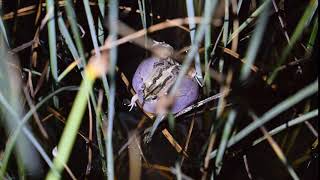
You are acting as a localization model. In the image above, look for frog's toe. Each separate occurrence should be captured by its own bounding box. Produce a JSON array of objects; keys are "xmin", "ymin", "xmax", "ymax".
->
[{"xmin": 128, "ymin": 94, "xmax": 139, "ymax": 111}]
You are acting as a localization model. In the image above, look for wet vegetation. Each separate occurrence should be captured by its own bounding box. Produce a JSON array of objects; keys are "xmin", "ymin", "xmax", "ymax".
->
[{"xmin": 0, "ymin": 0, "xmax": 318, "ymax": 179}]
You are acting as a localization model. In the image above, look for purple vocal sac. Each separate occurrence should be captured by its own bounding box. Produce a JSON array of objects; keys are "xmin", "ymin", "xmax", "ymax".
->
[{"xmin": 132, "ymin": 57, "xmax": 199, "ymax": 114}]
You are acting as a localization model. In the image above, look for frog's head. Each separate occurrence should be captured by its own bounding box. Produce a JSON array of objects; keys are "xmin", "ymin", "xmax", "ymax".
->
[{"xmin": 151, "ymin": 41, "xmax": 174, "ymax": 60}]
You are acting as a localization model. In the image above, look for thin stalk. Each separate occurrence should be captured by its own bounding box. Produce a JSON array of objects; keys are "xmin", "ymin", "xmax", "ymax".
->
[
  {"xmin": 228, "ymin": 0, "xmax": 269, "ymax": 44},
  {"xmin": 83, "ymin": 0, "xmax": 100, "ymax": 55},
  {"xmin": 0, "ymin": 18, "xmax": 9, "ymax": 47},
  {"xmin": 204, "ymin": 23, "xmax": 211, "ymax": 94},
  {"xmin": 237, "ymin": 0, "xmax": 244, "ymax": 14},
  {"xmin": 307, "ymin": 17, "xmax": 318, "ymax": 50},
  {"xmin": 147, "ymin": 0, "xmax": 219, "ymax": 141},
  {"xmin": 209, "ymin": 80, "xmax": 318, "ymax": 159},
  {"xmin": 186, "ymin": 0, "xmax": 203, "ymax": 84},
  {"xmin": 46, "ymin": 0, "xmax": 58, "ymax": 81},
  {"xmin": 46, "ymin": 69, "xmax": 97, "ymax": 179},
  {"xmin": 57, "ymin": 16, "xmax": 80, "ymax": 61},
  {"xmin": 105, "ymin": 1, "xmax": 119, "ymax": 179},
  {"xmin": 240, "ymin": 0, "xmax": 270, "ymax": 80},
  {"xmin": 0, "ymin": 86, "xmax": 78, "ymax": 178},
  {"xmin": 252, "ymin": 109, "xmax": 318, "ymax": 146},
  {"xmin": 0, "ymin": 92, "xmax": 59, "ymax": 179},
  {"xmin": 215, "ymin": 110, "xmax": 236, "ymax": 174},
  {"xmin": 138, "ymin": 0, "xmax": 147, "ymax": 51},
  {"xmin": 98, "ymin": 0, "xmax": 105, "ymax": 44},
  {"xmin": 267, "ymin": 0, "xmax": 318, "ymax": 84},
  {"xmin": 64, "ymin": 0, "xmax": 86, "ymax": 66},
  {"xmin": 251, "ymin": 112, "xmax": 300, "ymax": 180},
  {"xmin": 83, "ymin": 0, "xmax": 111, "ymax": 100}
]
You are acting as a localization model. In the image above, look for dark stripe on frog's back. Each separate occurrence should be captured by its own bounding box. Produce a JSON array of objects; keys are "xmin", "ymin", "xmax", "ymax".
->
[
  {"xmin": 144, "ymin": 74, "xmax": 173, "ymax": 100},
  {"xmin": 143, "ymin": 66, "xmax": 179, "ymax": 100},
  {"xmin": 142, "ymin": 59, "xmax": 180, "ymax": 100}
]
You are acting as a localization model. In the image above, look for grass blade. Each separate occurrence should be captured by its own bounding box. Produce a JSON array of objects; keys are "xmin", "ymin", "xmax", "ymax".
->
[
  {"xmin": 203, "ymin": 23, "xmax": 211, "ymax": 94},
  {"xmin": 83, "ymin": 0, "xmax": 100, "ymax": 55},
  {"xmin": 267, "ymin": 0, "xmax": 318, "ymax": 84},
  {"xmin": 186, "ymin": 0, "xmax": 203, "ymax": 84},
  {"xmin": 46, "ymin": 63, "xmax": 102, "ymax": 180},
  {"xmin": 215, "ymin": 110, "xmax": 236, "ymax": 174},
  {"xmin": 307, "ymin": 17, "xmax": 318, "ymax": 50},
  {"xmin": 148, "ymin": 0, "xmax": 219, "ymax": 141},
  {"xmin": 252, "ymin": 109, "xmax": 318, "ymax": 146},
  {"xmin": 240, "ymin": 0, "xmax": 270, "ymax": 80},
  {"xmin": 228, "ymin": 0, "xmax": 269, "ymax": 44},
  {"xmin": 210, "ymin": 80, "xmax": 318, "ymax": 159},
  {"xmin": 46, "ymin": 0, "xmax": 58, "ymax": 81},
  {"xmin": 251, "ymin": 112, "xmax": 300, "ymax": 180},
  {"xmin": 98, "ymin": 0, "xmax": 105, "ymax": 44},
  {"xmin": 105, "ymin": 0, "xmax": 119, "ymax": 179},
  {"xmin": 0, "ymin": 18, "xmax": 9, "ymax": 47},
  {"xmin": 64, "ymin": 0, "xmax": 86, "ymax": 66},
  {"xmin": 57, "ymin": 16, "xmax": 80, "ymax": 60}
]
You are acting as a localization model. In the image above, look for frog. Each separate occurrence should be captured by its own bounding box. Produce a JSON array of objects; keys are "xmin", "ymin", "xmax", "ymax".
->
[{"xmin": 129, "ymin": 41, "xmax": 199, "ymax": 115}]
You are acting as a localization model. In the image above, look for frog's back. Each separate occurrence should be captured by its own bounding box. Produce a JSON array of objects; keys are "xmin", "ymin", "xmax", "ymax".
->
[{"xmin": 132, "ymin": 57, "xmax": 158, "ymax": 93}]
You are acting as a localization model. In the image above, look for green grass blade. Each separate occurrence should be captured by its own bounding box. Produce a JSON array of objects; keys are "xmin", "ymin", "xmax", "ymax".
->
[
  {"xmin": 105, "ymin": 0, "xmax": 119, "ymax": 179},
  {"xmin": 46, "ymin": 74, "xmax": 96, "ymax": 180},
  {"xmin": 147, "ymin": 0, "xmax": 219, "ymax": 141},
  {"xmin": 307, "ymin": 17, "xmax": 318, "ymax": 50},
  {"xmin": 98, "ymin": 0, "xmax": 105, "ymax": 44},
  {"xmin": 240, "ymin": 0, "xmax": 270, "ymax": 80},
  {"xmin": 267, "ymin": 0, "xmax": 318, "ymax": 84},
  {"xmin": 58, "ymin": 16, "xmax": 80, "ymax": 60},
  {"xmin": 0, "ymin": 86, "xmax": 77, "ymax": 179},
  {"xmin": 215, "ymin": 110, "xmax": 236, "ymax": 174},
  {"xmin": 0, "ymin": 92, "xmax": 58, "ymax": 178},
  {"xmin": 0, "ymin": 39, "xmax": 44, "ymax": 178},
  {"xmin": 204, "ymin": 24, "xmax": 211, "ymax": 94},
  {"xmin": 250, "ymin": 112, "xmax": 300, "ymax": 180},
  {"xmin": 46, "ymin": 0, "xmax": 58, "ymax": 81},
  {"xmin": 252, "ymin": 109, "xmax": 318, "ymax": 146},
  {"xmin": 170, "ymin": 0, "xmax": 218, "ymax": 95},
  {"xmin": 83, "ymin": 0, "xmax": 111, "ymax": 101},
  {"xmin": 210, "ymin": 80, "xmax": 318, "ymax": 159},
  {"xmin": 83, "ymin": 0, "xmax": 100, "ymax": 55},
  {"xmin": 237, "ymin": 0, "xmax": 244, "ymax": 14},
  {"xmin": 222, "ymin": 0, "xmax": 229, "ymax": 47},
  {"xmin": 64, "ymin": 0, "xmax": 86, "ymax": 66},
  {"xmin": 228, "ymin": 0, "xmax": 269, "ymax": 44},
  {"xmin": 138, "ymin": 0, "xmax": 147, "ymax": 51},
  {"xmin": 186, "ymin": 0, "xmax": 203, "ymax": 83},
  {"xmin": 0, "ymin": 18, "xmax": 9, "ymax": 47}
]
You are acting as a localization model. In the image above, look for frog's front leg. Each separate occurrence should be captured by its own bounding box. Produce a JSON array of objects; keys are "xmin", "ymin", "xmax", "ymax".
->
[{"xmin": 128, "ymin": 94, "xmax": 139, "ymax": 111}]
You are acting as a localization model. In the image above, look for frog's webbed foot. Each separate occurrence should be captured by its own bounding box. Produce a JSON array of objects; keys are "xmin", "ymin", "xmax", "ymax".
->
[{"xmin": 128, "ymin": 94, "xmax": 139, "ymax": 111}]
